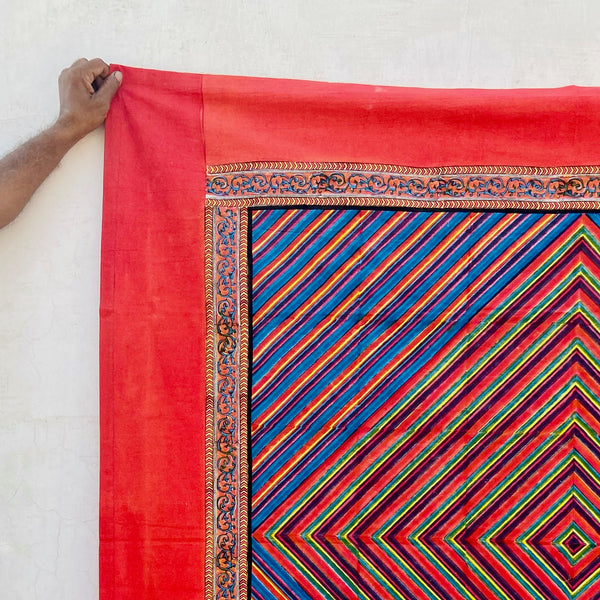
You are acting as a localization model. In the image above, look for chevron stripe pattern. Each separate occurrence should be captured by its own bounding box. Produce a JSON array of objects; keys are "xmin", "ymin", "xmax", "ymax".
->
[{"xmin": 250, "ymin": 208, "xmax": 600, "ymax": 600}]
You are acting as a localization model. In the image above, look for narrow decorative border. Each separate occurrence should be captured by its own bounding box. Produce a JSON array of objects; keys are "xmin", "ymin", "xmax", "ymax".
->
[
  {"xmin": 206, "ymin": 164, "xmax": 600, "ymax": 205},
  {"xmin": 205, "ymin": 162, "xmax": 600, "ymax": 600},
  {"xmin": 207, "ymin": 162, "xmax": 600, "ymax": 176},
  {"xmin": 209, "ymin": 207, "xmax": 249, "ymax": 600},
  {"xmin": 211, "ymin": 206, "xmax": 242, "ymax": 600},
  {"xmin": 206, "ymin": 196, "xmax": 600, "ymax": 211},
  {"xmin": 205, "ymin": 209, "xmax": 216, "ymax": 600},
  {"xmin": 238, "ymin": 210, "xmax": 249, "ymax": 600}
]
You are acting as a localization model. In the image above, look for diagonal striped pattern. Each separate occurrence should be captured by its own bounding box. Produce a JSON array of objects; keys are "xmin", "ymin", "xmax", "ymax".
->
[{"xmin": 250, "ymin": 208, "xmax": 600, "ymax": 600}]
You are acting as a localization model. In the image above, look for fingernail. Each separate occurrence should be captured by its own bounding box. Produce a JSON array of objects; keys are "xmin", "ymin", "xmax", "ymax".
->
[{"xmin": 114, "ymin": 71, "xmax": 123, "ymax": 84}]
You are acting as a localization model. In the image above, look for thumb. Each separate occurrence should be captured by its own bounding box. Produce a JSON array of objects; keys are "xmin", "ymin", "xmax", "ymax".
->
[{"xmin": 95, "ymin": 71, "xmax": 122, "ymax": 106}]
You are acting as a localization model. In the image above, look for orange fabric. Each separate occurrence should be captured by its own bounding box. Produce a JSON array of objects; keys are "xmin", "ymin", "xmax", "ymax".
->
[
  {"xmin": 203, "ymin": 75, "xmax": 600, "ymax": 165},
  {"xmin": 101, "ymin": 65, "xmax": 600, "ymax": 600}
]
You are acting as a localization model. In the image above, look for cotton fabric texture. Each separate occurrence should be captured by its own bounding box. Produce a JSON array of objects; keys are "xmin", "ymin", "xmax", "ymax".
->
[{"xmin": 101, "ymin": 65, "xmax": 600, "ymax": 600}]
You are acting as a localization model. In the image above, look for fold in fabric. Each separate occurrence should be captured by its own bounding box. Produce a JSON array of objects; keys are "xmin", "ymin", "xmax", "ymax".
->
[{"xmin": 102, "ymin": 66, "xmax": 600, "ymax": 600}]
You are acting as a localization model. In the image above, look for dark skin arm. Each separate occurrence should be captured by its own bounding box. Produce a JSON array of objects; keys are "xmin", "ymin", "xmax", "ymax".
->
[{"xmin": 0, "ymin": 58, "xmax": 122, "ymax": 228}]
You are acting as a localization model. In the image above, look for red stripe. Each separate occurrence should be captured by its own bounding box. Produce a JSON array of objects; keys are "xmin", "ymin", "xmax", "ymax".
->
[{"xmin": 101, "ymin": 66, "xmax": 206, "ymax": 600}]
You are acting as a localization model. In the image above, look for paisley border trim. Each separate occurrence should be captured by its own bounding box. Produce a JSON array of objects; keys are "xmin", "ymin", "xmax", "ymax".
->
[
  {"xmin": 209, "ymin": 206, "xmax": 248, "ymax": 600},
  {"xmin": 206, "ymin": 161, "xmax": 600, "ymax": 599},
  {"xmin": 206, "ymin": 164, "xmax": 600, "ymax": 206},
  {"xmin": 207, "ymin": 162, "xmax": 600, "ymax": 176}
]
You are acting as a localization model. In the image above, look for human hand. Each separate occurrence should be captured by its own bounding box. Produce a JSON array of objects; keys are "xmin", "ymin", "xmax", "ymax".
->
[{"xmin": 55, "ymin": 58, "xmax": 122, "ymax": 143}]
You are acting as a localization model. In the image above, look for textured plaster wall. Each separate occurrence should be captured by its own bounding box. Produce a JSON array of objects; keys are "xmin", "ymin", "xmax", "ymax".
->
[{"xmin": 1, "ymin": 1, "xmax": 600, "ymax": 598}]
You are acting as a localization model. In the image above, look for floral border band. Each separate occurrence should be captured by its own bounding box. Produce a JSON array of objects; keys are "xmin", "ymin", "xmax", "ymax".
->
[
  {"xmin": 206, "ymin": 164, "xmax": 600, "ymax": 205},
  {"xmin": 207, "ymin": 206, "xmax": 249, "ymax": 600},
  {"xmin": 205, "ymin": 161, "xmax": 600, "ymax": 600}
]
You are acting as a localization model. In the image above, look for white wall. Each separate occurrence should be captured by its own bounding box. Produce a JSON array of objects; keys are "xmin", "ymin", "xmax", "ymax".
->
[{"xmin": 1, "ymin": 1, "xmax": 600, "ymax": 597}]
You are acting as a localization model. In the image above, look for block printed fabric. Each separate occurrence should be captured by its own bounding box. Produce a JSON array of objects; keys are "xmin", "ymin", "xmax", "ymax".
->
[{"xmin": 101, "ymin": 66, "xmax": 600, "ymax": 600}]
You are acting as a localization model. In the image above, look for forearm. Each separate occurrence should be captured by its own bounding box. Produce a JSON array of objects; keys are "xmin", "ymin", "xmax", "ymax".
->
[
  {"xmin": 0, "ymin": 122, "xmax": 80, "ymax": 228},
  {"xmin": 0, "ymin": 59, "xmax": 121, "ymax": 230}
]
